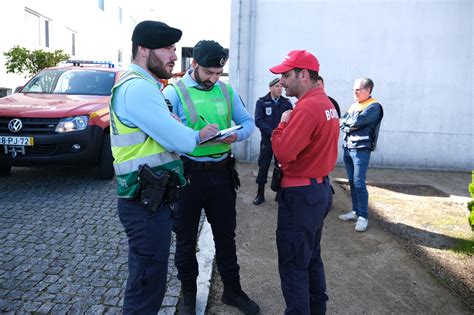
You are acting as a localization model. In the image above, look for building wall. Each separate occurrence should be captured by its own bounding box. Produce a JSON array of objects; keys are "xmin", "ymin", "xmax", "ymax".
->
[
  {"xmin": 230, "ymin": 0, "xmax": 473, "ymax": 171},
  {"xmin": 0, "ymin": 0, "xmax": 231, "ymax": 95},
  {"xmin": 0, "ymin": 0, "xmax": 137, "ymax": 94}
]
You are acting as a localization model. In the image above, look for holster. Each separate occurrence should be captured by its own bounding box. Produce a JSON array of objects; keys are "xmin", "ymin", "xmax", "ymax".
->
[
  {"xmin": 138, "ymin": 164, "xmax": 180, "ymax": 212},
  {"xmin": 229, "ymin": 155, "xmax": 240, "ymax": 190},
  {"xmin": 270, "ymin": 165, "xmax": 282, "ymax": 192}
]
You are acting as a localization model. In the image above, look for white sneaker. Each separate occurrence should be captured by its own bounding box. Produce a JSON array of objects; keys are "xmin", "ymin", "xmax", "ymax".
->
[
  {"xmin": 355, "ymin": 217, "xmax": 368, "ymax": 232},
  {"xmin": 338, "ymin": 211, "xmax": 357, "ymax": 221}
]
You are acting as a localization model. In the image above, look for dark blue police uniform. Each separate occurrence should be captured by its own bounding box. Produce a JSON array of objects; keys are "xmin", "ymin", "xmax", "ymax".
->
[{"xmin": 254, "ymin": 93, "xmax": 293, "ymax": 185}]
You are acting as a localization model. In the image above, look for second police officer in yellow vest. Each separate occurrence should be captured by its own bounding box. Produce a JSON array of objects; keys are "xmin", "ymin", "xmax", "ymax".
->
[{"xmin": 163, "ymin": 40, "xmax": 259, "ymax": 315}]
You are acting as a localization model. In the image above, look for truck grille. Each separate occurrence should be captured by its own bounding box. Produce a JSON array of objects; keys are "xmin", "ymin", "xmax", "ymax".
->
[{"xmin": 0, "ymin": 118, "xmax": 59, "ymax": 134}]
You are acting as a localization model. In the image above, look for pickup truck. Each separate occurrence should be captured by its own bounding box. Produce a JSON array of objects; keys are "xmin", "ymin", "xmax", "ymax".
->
[{"xmin": 0, "ymin": 60, "xmax": 124, "ymax": 179}]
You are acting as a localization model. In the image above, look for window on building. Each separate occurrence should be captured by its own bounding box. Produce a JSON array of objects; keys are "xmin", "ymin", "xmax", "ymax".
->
[
  {"xmin": 0, "ymin": 88, "xmax": 12, "ymax": 98},
  {"xmin": 24, "ymin": 8, "xmax": 50, "ymax": 48},
  {"xmin": 98, "ymin": 0, "xmax": 105, "ymax": 11},
  {"xmin": 181, "ymin": 47, "xmax": 193, "ymax": 72},
  {"xmin": 44, "ymin": 20, "xmax": 49, "ymax": 47},
  {"xmin": 71, "ymin": 33, "xmax": 76, "ymax": 56},
  {"xmin": 117, "ymin": 50, "xmax": 122, "ymax": 66}
]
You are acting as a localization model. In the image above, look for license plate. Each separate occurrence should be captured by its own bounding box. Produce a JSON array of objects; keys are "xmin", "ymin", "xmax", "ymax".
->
[{"xmin": 0, "ymin": 136, "xmax": 34, "ymax": 146}]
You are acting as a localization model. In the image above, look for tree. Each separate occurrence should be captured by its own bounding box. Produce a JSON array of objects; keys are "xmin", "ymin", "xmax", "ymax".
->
[{"xmin": 3, "ymin": 46, "xmax": 70, "ymax": 78}]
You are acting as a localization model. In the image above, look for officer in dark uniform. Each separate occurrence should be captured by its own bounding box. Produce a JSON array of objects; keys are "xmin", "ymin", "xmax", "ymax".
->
[{"xmin": 253, "ymin": 78, "xmax": 293, "ymax": 205}]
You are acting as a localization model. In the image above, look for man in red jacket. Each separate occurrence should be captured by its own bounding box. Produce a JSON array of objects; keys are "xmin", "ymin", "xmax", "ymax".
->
[{"xmin": 269, "ymin": 50, "xmax": 339, "ymax": 315}]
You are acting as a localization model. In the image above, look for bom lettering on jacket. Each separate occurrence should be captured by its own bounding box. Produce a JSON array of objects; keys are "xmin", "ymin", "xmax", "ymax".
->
[{"xmin": 324, "ymin": 108, "xmax": 338, "ymax": 121}]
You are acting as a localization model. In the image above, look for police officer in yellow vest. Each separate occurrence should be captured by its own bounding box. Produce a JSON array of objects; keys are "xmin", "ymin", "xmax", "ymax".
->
[
  {"xmin": 163, "ymin": 40, "xmax": 259, "ymax": 315},
  {"xmin": 110, "ymin": 21, "xmax": 218, "ymax": 314}
]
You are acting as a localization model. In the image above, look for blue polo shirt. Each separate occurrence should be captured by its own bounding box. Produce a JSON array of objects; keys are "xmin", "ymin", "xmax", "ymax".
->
[{"xmin": 112, "ymin": 64, "xmax": 198, "ymax": 154}]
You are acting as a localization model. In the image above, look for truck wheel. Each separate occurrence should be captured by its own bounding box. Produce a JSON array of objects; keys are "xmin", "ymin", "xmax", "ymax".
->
[
  {"xmin": 99, "ymin": 133, "xmax": 114, "ymax": 180},
  {"xmin": 0, "ymin": 165, "xmax": 12, "ymax": 177}
]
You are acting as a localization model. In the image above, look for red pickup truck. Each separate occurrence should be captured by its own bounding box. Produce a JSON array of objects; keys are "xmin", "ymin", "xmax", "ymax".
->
[{"xmin": 0, "ymin": 61, "xmax": 124, "ymax": 179}]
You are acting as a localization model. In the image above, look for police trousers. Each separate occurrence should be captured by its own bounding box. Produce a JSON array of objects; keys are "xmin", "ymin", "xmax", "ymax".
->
[
  {"xmin": 276, "ymin": 177, "xmax": 333, "ymax": 315},
  {"xmin": 173, "ymin": 167, "xmax": 240, "ymax": 282},
  {"xmin": 256, "ymin": 136, "xmax": 278, "ymax": 185},
  {"xmin": 118, "ymin": 198, "xmax": 172, "ymax": 314}
]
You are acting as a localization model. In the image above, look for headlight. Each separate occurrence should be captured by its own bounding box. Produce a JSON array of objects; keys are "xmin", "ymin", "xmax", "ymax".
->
[{"xmin": 55, "ymin": 115, "xmax": 89, "ymax": 133}]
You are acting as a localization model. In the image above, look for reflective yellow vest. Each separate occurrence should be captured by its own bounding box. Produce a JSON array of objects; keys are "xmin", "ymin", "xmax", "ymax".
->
[
  {"xmin": 170, "ymin": 80, "xmax": 233, "ymax": 157},
  {"xmin": 110, "ymin": 71, "xmax": 185, "ymax": 198}
]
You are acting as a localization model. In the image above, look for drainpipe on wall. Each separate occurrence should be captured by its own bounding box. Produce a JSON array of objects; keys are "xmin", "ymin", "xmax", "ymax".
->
[
  {"xmin": 231, "ymin": 0, "xmax": 256, "ymax": 162},
  {"xmin": 245, "ymin": 0, "xmax": 257, "ymax": 162}
]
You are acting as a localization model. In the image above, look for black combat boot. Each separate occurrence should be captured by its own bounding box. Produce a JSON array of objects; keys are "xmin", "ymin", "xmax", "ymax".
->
[
  {"xmin": 252, "ymin": 184, "xmax": 265, "ymax": 205},
  {"xmin": 222, "ymin": 279, "xmax": 260, "ymax": 315},
  {"xmin": 178, "ymin": 280, "xmax": 197, "ymax": 315}
]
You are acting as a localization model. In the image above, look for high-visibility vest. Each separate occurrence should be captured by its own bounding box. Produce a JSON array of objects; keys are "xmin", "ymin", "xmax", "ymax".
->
[
  {"xmin": 110, "ymin": 71, "xmax": 185, "ymax": 198},
  {"xmin": 170, "ymin": 80, "xmax": 233, "ymax": 157}
]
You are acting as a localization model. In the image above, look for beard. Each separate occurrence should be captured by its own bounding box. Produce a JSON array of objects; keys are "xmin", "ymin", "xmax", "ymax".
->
[
  {"xmin": 147, "ymin": 53, "xmax": 173, "ymax": 80},
  {"xmin": 194, "ymin": 66, "xmax": 214, "ymax": 90}
]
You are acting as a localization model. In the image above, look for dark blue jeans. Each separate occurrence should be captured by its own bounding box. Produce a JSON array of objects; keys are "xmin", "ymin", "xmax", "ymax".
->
[
  {"xmin": 343, "ymin": 148, "xmax": 371, "ymax": 219},
  {"xmin": 118, "ymin": 198, "xmax": 172, "ymax": 314},
  {"xmin": 276, "ymin": 178, "xmax": 333, "ymax": 315}
]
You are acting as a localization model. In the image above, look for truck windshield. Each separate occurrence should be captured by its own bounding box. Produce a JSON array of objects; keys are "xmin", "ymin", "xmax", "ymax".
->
[{"xmin": 21, "ymin": 69, "xmax": 116, "ymax": 96}]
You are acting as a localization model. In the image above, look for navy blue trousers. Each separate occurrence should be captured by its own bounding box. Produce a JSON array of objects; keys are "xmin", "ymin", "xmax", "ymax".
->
[
  {"xmin": 256, "ymin": 136, "xmax": 277, "ymax": 185},
  {"xmin": 173, "ymin": 168, "xmax": 240, "ymax": 282},
  {"xmin": 118, "ymin": 198, "xmax": 172, "ymax": 314},
  {"xmin": 276, "ymin": 178, "xmax": 333, "ymax": 315}
]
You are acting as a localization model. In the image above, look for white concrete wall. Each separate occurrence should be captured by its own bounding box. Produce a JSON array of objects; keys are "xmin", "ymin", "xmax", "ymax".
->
[{"xmin": 230, "ymin": 0, "xmax": 473, "ymax": 171}]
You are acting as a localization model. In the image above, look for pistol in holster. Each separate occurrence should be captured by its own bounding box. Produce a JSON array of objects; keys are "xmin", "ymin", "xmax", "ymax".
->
[
  {"xmin": 229, "ymin": 154, "xmax": 240, "ymax": 190},
  {"xmin": 138, "ymin": 164, "xmax": 178, "ymax": 212}
]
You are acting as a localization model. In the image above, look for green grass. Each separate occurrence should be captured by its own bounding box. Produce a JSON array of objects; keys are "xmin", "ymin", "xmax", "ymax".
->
[{"xmin": 450, "ymin": 237, "xmax": 474, "ymax": 256}]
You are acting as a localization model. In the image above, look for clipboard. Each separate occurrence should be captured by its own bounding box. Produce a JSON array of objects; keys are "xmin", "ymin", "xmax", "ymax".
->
[{"xmin": 198, "ymin": 125, "xmax": 243, "ymax": 145}]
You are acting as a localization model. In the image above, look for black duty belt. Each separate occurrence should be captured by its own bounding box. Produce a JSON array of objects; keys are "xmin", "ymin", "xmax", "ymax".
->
[{"xmin": 181, "ymin": 156, "xmax": 229, "ymax": 171}]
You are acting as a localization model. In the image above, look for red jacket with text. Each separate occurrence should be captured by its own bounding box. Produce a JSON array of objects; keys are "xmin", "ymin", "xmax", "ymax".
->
[{"xmin": 272, "ymin": 86, "xmax": 339, "ymax": 179}]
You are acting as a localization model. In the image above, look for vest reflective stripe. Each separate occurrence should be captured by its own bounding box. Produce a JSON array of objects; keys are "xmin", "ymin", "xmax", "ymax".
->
[
  {"xmin": 176, "ymin": 80, "xmax": 198, "ymax": 125},
  {"xmin": 109, "ymin": 72, "xmax": 144, "ymax": 136},
  {"xmin": 110, "ymin": 70, "xmax": 184, "ymax": 198},
  {"xmin": 113, "ymin": 151, "xmax": 180, "ymax": 175},
  {"xmin": 217, "ymin": 81, "xmax": 232, "ymax": 123},
  {"xmin": 347, "ymin": 135, "xmax": 370, "ymax": 141},
  {"xmin": 110, "ymin": 131, "xmax": 148, "ymax": 147}
]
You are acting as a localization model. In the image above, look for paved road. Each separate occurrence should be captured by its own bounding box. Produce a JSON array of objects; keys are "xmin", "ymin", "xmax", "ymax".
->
[{"xmin": 0, "ymin": 166, "xmax": 180, "ymax": 314}]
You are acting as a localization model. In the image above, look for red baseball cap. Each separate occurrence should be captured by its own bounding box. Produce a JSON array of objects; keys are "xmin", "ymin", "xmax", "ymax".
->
[{"xmin": 270, "ymin": 50, "xmax": 320, "ymax": 74}]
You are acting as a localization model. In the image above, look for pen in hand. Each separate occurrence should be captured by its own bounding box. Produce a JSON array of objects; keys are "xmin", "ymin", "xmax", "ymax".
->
[
  {"xmin": 199, "ymin": 115, "xmax": 211, "ymax": 125},
  {"xmin": 198, "ymin": 115, "xmax": 219, "ymax": 141}
]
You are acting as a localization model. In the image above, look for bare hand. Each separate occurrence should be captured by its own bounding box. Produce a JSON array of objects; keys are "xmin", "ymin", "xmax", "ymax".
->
[
  {"xmin": 215, "ymin": 133, "xmax": 237, "ymax": 144},
  {"xmin": 281, "ymin": 109, "xmax": 293, "ymax": 123},
  {"xmin": 199, "ymin": 124, "xmax": 219, "ymax": 141}
]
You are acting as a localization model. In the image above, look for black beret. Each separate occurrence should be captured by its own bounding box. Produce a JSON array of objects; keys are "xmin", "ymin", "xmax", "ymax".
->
[
  {"xmin": 132, "ymin": 20, "xmax": 182, "ymax": 49},
  {"xmin": 193, "ymin": 40, "xmax": 228, "ymax": 68}
]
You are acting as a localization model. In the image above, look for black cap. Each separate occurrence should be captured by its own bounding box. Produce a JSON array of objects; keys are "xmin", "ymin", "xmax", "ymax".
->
[
  {"xmin": 269, "ymin": 78, "xmax": 280, "ymax": 87},
  {"xmin": 193, "ymin": 40, "xmax": 228, "ymax": 68},
  {"xmin": 132, "ymin": 20, "xmax": 182, "ymax": 49}
]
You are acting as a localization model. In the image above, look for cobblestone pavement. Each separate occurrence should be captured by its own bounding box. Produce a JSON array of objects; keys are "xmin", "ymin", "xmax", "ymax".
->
[{"xmin": 0, "ymin": 166, "xmax": 180, "ymax": 314}]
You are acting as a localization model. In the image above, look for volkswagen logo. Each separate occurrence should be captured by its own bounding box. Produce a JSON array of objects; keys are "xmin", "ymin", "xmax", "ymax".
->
[{"xmin": 8, "ymin": 118, "xmax": 23, "ymax": 133}]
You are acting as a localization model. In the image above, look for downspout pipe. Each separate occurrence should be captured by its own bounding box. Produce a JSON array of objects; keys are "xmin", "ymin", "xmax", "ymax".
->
[{"xmin": 246, "ymin": 0, "xmax": 257, "ymax": 162}]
